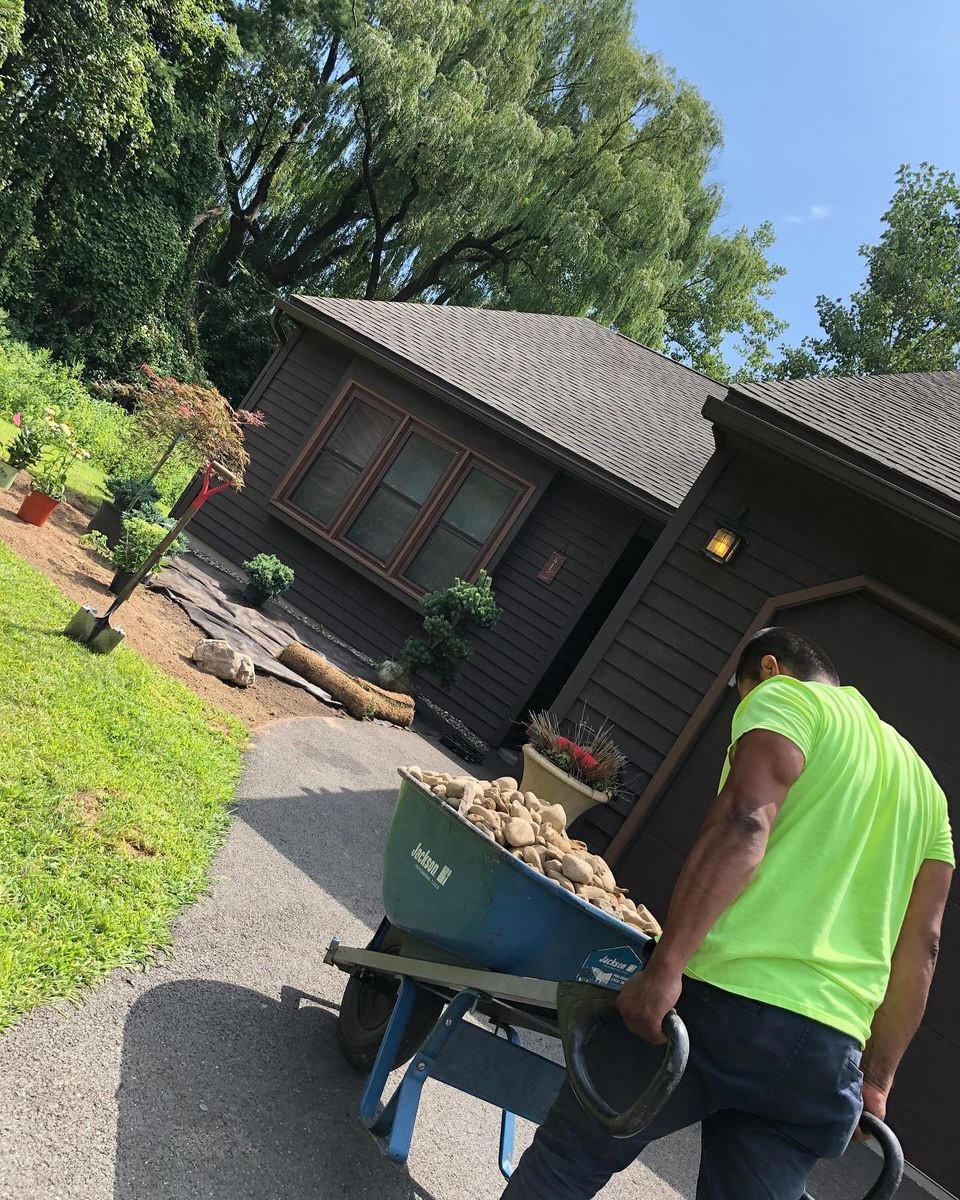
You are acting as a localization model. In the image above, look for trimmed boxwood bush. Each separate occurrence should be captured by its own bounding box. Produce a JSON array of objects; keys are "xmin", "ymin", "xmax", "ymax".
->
[{"xmin": 243, "ymin": 553, "xmax": 294, "ymax": 599}]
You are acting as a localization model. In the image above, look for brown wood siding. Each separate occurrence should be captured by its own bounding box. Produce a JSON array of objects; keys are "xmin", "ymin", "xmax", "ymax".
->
[
  {"xmin": 189, "ymin": 331, "xmax": 417, "ymax": 657},
  {"xmin": 189, "ymin": 327, "xmax": 642, "ymax": 745},
  {"xmin": 449, "ymin": 474, "xmax": 638, "ymax": 744},
  {"xmin": 567, "ymin": 448, "xmax": 960, "ymax": 838}
]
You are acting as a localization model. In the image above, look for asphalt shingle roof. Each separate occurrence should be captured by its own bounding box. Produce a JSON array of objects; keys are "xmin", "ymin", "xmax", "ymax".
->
[
  {"xmin": 733, "ymin": 371, "xmax": 960, "ymax": 507},
  {"xmin": 288, "ymin": 296, "xmax": 719, "ymax": 510},
  {"xmin": 286, "ymin": 297, "xmax": 960, "ymax": 517}
]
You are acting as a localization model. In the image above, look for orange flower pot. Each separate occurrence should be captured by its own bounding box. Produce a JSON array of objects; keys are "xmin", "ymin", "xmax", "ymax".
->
[{"xmin": 17, "ymin": 489, "xmax": 60, "ymax": 526}]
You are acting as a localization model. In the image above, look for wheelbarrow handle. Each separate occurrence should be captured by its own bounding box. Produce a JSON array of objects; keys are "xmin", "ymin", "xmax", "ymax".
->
[
  {"xmin": 802, "ymin": 1111, "xmax": 904, "ymax": 1200},
  {"xmin": 557, "ymin": 981, "xmax": 689, "ymax": 1140}
]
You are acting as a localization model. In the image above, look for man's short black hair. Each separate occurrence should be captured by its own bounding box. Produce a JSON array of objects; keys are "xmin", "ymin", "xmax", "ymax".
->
[{"xmin": 736, "ymin": 626, "xmax": 839, "ymax": 686}]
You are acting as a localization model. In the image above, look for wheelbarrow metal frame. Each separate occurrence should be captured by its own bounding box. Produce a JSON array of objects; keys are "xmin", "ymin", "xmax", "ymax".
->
[
  {"xmin": 328, "ymin": 935, "xmax": 686, "ymax": 1176},
  {"xmin": 328, "ymin": 937, "xmax": 570, "ymax": 1174},
  {"xmin": 330, "ymin": 934, "xmax": 905, "ymax": 1196},
  {"xmin": 325, "ymin": 772, "xmax": 906, "ymax": 1197}
]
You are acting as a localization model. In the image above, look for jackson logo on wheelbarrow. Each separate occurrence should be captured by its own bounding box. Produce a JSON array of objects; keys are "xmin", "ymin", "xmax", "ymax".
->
[
  {"xmin": 577, "ymin": 946, "xmax": 644, "ymax": 990},
  {"xmin": 409, "ymin": 842, "xmax": 453, "ymax": 888}
]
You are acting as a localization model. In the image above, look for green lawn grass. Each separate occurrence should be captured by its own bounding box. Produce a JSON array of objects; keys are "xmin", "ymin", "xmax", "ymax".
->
[
  {"xmin": 1, "ymin": 417, "xmax": 108, "ymax": 507},
  {"xmin": 0, "ymin": 543, "xmax": 247, "ymax": 1030}
]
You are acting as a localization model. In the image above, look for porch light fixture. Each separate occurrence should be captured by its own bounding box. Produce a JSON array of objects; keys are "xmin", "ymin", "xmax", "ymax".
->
[{"xmin": 703, "ymin": 525, "xmax": 743, "ymax": 565}]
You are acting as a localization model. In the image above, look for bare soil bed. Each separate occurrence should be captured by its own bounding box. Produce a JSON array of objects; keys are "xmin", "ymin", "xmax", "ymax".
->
[{"xmin": 0, "ymin": 478, "xmax": 330, "ymax": 729}]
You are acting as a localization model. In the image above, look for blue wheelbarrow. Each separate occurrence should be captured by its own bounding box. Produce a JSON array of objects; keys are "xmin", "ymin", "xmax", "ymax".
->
[{"xmin": 326, "ymin": 771, "xmax": 903, "ymax": 1198}]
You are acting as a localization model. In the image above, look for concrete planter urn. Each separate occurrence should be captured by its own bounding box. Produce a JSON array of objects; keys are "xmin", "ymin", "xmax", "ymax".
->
[
  {"xmin": 0, "ymin": 460, "xmax": 18, "ymax": 489},
  {"xmin": 519, "ymin": 743, "xmax": 609, "ymax": 825}
]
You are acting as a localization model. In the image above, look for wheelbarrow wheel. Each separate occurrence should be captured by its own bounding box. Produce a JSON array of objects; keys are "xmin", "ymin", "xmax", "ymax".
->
[{"xmin": 336, "ymin": 924, "xmax": 444, "ymax": 1073}]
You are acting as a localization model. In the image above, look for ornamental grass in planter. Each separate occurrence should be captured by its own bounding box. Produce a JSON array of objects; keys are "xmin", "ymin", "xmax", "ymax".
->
[{"xmin": 520, "ymin": 710, "xmax": 626, "ymax": 825}]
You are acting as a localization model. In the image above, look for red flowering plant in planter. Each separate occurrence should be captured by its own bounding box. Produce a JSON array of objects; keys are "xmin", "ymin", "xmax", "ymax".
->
[{"xmin": 526, "ymin": 710, "xmax": 626, "ymax": 794}]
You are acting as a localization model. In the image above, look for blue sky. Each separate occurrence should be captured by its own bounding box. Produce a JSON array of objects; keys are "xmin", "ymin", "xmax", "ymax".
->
[{"xmin": 636, "ymin": 0, "xmax": 960, "ymax": 355}]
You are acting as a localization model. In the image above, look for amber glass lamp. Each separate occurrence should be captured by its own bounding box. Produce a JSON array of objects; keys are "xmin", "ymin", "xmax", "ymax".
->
[{"xmin": 703, "ymin": 526, "xmax": 743, "ymax": 565}]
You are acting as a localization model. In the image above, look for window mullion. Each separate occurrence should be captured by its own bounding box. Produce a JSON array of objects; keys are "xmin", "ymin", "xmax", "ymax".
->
[
  {"xmin": 389, "ymin": 448, "xmax": 471, "ymax": 578},
  {"xmin": 328, "ymin": 417, "xmax": 411, "ymax": 540}
]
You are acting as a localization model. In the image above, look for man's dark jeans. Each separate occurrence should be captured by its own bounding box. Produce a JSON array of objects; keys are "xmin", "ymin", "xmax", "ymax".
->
[{"xmin": 502, "ymin": 978, "xmax": 864, "ymax": 1200}]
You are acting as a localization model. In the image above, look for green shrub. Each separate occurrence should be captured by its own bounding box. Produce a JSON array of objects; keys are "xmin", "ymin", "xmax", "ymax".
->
[
  {"xmin": 104, "ymin": 473, "xmax": 162, "ymax": 511},
  {"xmin": 243, "ymin": 553, "xmax": 294, "ymax": 598},
  {"xmin": 63, "ymin": 396, "xmax": 136, "ymax": 476},
  {"xmin": 82, "ymin": 515, "xmax": 187, "ymax": 577},
  {"xmin": 398, "ymin": 570, "xmax": 502, "ymax": 688},
  {"xmin": 0, "ymin": 326, "xmax": 90, "ymax": 423},
  {"xmin": 0, "ymin": 320, "xmax": 199, "ymax": 507}
]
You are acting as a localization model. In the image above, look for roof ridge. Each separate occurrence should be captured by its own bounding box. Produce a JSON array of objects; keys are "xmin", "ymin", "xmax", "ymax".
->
[
  {"xmin": 740, "ymin": 367, "xmax": 960, "ymax": 389},
  {"xmin": 299, "ymin": 295, "xmax": 593, "ymax": 325},
  {"xmin": 611, "ymin": 329, "xmax": 724, "ymax": 387}
]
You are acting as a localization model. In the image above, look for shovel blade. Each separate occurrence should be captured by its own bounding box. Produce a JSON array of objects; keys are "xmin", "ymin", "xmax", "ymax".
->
[
  {"xmin": 63, "ymin": 605, "xmax": 98, "ymax": 643},
  {"xmin": 63, "ymin": 605, "xmax": 126, "ymax": 654},
  {"xmin": 89, "ymin": 623, "xmax": 125, "ymax": 654}
]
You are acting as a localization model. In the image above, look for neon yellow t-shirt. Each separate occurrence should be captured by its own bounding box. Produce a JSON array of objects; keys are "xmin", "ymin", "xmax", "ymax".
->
[{"xmin": 686, "ymin": 676, "xmax": 955, "ymax": 1046}]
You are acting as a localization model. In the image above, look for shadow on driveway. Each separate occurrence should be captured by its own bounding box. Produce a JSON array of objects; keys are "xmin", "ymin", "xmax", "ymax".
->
[
  {"xmin": 113, "ymin": 979, "xmax": 439, "ymax": 1200},
  {"xmin": 237, "ymin": 784, "xmax": 400, "ymax": 930}
]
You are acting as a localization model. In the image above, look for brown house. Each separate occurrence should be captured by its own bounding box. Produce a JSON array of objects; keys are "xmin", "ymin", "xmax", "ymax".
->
[
  {"xmin": 188, "ymin": 295, "xmax": 718, "ymax": 750},
  {"xmin": 192, "ymin": 299, "xmax": 958, "ymax": 1193}
]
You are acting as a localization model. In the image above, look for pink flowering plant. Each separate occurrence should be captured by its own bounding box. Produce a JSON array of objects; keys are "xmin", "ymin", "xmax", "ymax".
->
[
  {"xmin": 29, "ymin": 407, "xmax": 91, "ymax": 499},
  {"xmin": 526, "ymin": 710, "xmax": 626, "ymax": 794}
]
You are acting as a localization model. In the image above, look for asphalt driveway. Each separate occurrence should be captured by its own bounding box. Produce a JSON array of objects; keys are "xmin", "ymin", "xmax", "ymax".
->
[{"xmin": 0, "ymin": 716, "xmax": 931, "ymax": 1200}]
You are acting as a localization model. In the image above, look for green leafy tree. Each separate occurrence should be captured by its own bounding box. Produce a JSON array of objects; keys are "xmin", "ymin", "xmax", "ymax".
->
[
  {"xmin": 0, "ymin": 0, "xmax": 234, "ymax": 377},
  {"xmin": 775, "ymin": 164, "xmax": 960, "ymax": 379},
  {"xmin": 0, "ymin": 0, "xmax": 784, "ymax": 393},
  {"xmin": 0, "ymin": 0, "xmax": 24, "ymax": 64},
  {"xmin": 201, "ymin": 0, "xmax": 783, "ymax": 395}
]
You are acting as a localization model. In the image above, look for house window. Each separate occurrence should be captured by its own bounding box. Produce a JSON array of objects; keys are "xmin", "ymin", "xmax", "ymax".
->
[
  {"xmin": 290, "ymin": 397, "xmax": 397, "ymax": 524},
  {"xmin": 345, "ymin": 432, "xmax": 456, "ymax": 562},
  {"xmin": 404, "ymin": 467, "xmax": 519, "ymax": 592},
  {"xmin": 277, "ymin": 387, "xmax": 532, "ymax": 594}
]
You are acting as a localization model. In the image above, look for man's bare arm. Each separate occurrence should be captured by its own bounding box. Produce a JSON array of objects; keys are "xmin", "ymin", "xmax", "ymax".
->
[
  {"xmin": 859, "ymin": 858, "xmax": 953, "ymax": 1126},
  {"xmin": 616, "ymin": 728, "xmax": 804, "ymax": 1041}
]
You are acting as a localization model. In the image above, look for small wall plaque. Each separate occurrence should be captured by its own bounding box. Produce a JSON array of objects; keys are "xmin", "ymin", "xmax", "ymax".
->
[{"xmin": 537, "ymin": 551, "xmax": 566, "ymax": 584}]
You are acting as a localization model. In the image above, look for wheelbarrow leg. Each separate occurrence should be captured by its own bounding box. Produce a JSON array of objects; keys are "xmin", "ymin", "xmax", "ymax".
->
[
  {"xmin": 368, "ymin": 989, "xmax": 479, "ymax": 1164},
  {"xmin": 360, "ymin": 976, "xmax": 420, "ymax": 1127},
  {"xmin": 498, "ymin": 1023, "xmax": 522, "ymax": 1180}
]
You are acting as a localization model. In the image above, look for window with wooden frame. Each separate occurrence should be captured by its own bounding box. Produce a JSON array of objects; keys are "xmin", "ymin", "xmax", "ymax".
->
[{"xmin": 274, "ymin": 386, "xmax": 533, "ymax": 595}]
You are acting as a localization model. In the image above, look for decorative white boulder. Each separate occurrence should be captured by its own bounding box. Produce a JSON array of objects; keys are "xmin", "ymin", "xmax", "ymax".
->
[{"xmin": 191, "ymin": 638, "xmax": 255, "ymax": 687}]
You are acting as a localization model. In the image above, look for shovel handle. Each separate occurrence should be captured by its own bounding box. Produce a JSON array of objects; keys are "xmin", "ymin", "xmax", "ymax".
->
[
  {"xmin": 802, "ymin": 1112, "xmax": 904, "ymax": 1200},
  {"xmin": 558, "ymin": 981, "xmax": 689, "ymax": 1139}
]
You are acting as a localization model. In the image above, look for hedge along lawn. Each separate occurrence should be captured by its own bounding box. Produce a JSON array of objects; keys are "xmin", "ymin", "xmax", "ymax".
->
[
  {"xmin": 0, "ymin": 543, "xmax": 246, "ymax": 1031},
  {"xmin": 0, "ymin": 417, "xmax": 107, "ymax": 508}
]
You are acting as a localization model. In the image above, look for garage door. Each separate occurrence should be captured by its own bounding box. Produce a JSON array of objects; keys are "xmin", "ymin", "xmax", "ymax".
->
[{"xmin": 616, "ymin": 593, "xmax": 959, "ymax": 1193}]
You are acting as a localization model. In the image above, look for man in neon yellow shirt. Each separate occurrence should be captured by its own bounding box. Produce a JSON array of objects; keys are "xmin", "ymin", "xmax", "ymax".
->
[{"xmin": 504, "ymin": 627, "xmax": 954, "ymax": 1199}]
